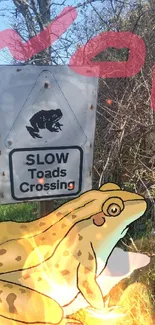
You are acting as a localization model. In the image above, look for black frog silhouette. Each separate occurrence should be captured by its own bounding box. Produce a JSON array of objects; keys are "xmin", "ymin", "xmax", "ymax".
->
[{"xmin": 26, "ymin": 109, "xmax": 63, "ymax": 139}]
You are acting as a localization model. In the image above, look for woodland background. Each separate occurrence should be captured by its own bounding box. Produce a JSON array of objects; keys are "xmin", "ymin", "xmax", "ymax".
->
[{"xmin": 0, "ymin": 0, "xmax": 155, "ymax": 323}]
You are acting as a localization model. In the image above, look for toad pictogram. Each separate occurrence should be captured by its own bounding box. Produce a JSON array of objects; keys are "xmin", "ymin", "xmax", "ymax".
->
[{"xmin": 26, "ymin": 109, "xmax": 63, "ymax": 139}]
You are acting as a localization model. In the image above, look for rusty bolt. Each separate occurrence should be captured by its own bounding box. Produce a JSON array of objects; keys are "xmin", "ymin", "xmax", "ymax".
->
[
  {"xmin": 2, "ymin": 172, "xmax": 5, "ymax": 176},
  {"xmin": 90, "ymin": 105, "xmax": 94, "ymax": 110},
  {"xmin": 7, "ymin": 140, "xmax": 12, "ymax": 146},
  {"xmin": 44, "ymin": 81, "xmax": 50, "ymax": 89}
]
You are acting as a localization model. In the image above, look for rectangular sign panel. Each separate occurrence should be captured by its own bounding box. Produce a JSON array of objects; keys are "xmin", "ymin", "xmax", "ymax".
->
[
  {"xmin": 9, "ymin": 147, "xmax": 83, "ymax": 200},
  {"xmin": 0, "ymin": 65, "xmax": 98, "ymax": 203}
]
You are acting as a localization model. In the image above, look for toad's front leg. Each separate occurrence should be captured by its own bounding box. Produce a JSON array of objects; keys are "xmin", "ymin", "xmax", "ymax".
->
[
  {"xmin": 77, "ymin": 244, "xmax": 104, "ymax": 310},
  {"xmin": 55, "ymin": 121, "xmax": 63, "ymax": 130}
]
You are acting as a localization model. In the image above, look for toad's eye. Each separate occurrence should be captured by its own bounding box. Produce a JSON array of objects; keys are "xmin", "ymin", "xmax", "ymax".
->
[
  {"xmin": 107, "ymin": 204, "xmax": 121, "ymax": 216},
  {"xmin": 102, "ymin": 197, "xmax": 124, "ymax": 217}
]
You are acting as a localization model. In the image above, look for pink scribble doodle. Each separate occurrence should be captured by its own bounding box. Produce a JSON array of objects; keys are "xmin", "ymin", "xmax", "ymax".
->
[
  {"xmin": 0, "ymin": 7, "xmax": 77, "ymax": 61},
  {"xmin": 69, "ymin": 32, "xmax": 146, "ymax": 78},
  {"xmin": 0, "ymin": 5, "xmax": 154, "ymax": 110}
]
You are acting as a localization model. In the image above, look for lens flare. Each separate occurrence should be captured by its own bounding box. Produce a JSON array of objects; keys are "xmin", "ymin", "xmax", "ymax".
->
[
  {"xmin": 67, "ymin": 283, "xmax": 154, "ymax": 325},
  {"xmin": 106, "ymin": 99, "xmax": 113, "ymax": 105},
  {"xmin": 21, "ymin": 238, "xmax": 153, "ymax": 325},
  {"xmin": 87, "ymin": 306, "xmax": 125, "ymax": 320},
  {"xmin": 68, "ymin": 183, "xmax": 74, "ymax": 190},
  {"xmin": 38, "ymin": 178, "xmax": 44, "ymax": 184}
]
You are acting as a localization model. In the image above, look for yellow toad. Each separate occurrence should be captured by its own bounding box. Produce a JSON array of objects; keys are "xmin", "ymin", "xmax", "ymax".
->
[{"xmin": 0, "ymin": 183, "xmax": 147, "ymax": 324}]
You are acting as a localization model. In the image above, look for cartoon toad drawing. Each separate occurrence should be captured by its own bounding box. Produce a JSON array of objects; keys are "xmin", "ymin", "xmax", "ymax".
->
[
  {"xmin": 0, "ymin": 183, "xmax": 148, "ymax": 324},
  {"xmin": 26, "ymin": 108, "xmax": 63, "ymax": 139}
]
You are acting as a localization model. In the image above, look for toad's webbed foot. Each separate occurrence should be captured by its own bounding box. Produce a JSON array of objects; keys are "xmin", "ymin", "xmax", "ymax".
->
[
  {"xmin": 46, "ymin": 126, "xmax": 59, "ymax": 132},
  {"xmin": 47, "ymin": 122, "xmax": 63, "ymax": 133},
  {"xmin": 55, "ymin": 121, "xmax": 63, "ymax": 130}
]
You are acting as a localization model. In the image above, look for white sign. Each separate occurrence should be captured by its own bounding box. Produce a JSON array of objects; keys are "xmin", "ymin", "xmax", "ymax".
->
[
  {"xmin": 0, "ymin": 65, "xmax": 98, "ymax": 203},
  {"xmin": 9, "ymin": 147, "xmax": 83, "ymax": 200}
]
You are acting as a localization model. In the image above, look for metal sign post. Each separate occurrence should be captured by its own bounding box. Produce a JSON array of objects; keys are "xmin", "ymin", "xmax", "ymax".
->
[{"xmin": 0, "ymin": 65, "xmax": 98, "ymax": 204}]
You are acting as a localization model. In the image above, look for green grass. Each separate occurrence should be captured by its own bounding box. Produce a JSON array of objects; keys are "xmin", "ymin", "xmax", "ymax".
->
[
  {"xmin": 0, "ymin": 199, "xmax": 69, "ymax": 223},
  {"xmin": 0, "ymin": 202, "xmax": 39, "ymax": 222}
]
